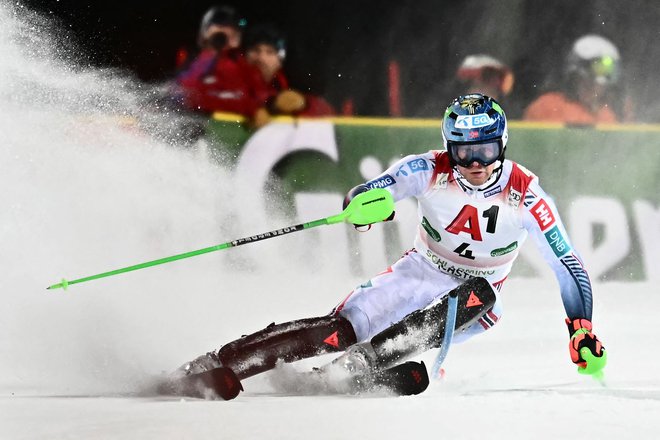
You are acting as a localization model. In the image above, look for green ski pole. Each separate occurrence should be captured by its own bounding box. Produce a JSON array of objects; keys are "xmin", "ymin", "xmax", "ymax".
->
[{"xmin": 47, "ymin": 188, "xmax": 394, "ymax": 291}]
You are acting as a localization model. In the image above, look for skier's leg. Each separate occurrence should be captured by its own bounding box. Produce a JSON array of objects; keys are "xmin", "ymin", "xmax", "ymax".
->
[
  {"xmin": 181, "ymin": 315, "xmax": 357, "ymax": 380},
  {"xmin": 179, "ymin": 251, "xmax": 487, "ymax": 382},
  {"xmin": 451, "ymin": 276, "xmax": 505, "ymax": 343},
  {"xmin": 451, "ymin": 299, "xmax": 503, "ymax": 343},
  {"xmin": 335, "ymin": 250, "xmax": 462, "ymax": 342},
  {"xmin": 332, "ymin": 276, "xmax": 498, "ymax": 372},
  {"xmin": 182, "ymin": 250, "xmax": 446, "ymax": 381}
]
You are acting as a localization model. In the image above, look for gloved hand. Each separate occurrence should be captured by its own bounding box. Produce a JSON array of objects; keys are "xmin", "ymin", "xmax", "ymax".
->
[
  {"xmin": 251, "ymin": 107, "xmax": 271, "ymax": 128},
  {"xmin": 343, "ymin": 184, "xmax": 369, "ymax": 210},
  {"xmin": 566, "ymin": 318, "xmax": 607, "ymax": 376},
  {"xmin": 273, "ymin": 90, "xmax": 307, "ymax": 114},
  {"xmin": 343, "ymin": 184, "xmax": 395, "ymax": 231}
]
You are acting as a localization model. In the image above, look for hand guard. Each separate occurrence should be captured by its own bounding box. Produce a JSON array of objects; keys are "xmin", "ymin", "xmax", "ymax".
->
[
  {"xmin": 343, "ymin": 184, "xmax": 395, "ymax": 231},
  {"xmin": 566, "ymin": 318, "xmax": 607, "ymax": 376}
]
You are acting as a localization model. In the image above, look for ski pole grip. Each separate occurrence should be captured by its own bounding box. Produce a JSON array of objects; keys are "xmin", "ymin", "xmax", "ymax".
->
[{"xmin": 339, "ymin": 188, "xmax": 394, "ymax": 226}]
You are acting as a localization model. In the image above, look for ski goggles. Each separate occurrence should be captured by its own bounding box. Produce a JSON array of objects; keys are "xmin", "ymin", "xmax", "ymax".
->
[
  {"xmin": 590, "ymin": 56, "xmax": 619, "ymax": 85},
  {"xmin": 447, "ymin": 140, "xmax": 503, "ymax": 167}
]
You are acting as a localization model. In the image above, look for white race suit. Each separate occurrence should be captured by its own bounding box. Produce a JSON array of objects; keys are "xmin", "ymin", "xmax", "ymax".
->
[{"xmin": 335, "ymin": 151, "xmax": 593, "ymax": 343}]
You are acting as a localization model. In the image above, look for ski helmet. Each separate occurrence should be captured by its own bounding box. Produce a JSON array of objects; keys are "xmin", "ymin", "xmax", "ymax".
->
[
  {"xmin": 442, "ymin": 93, "xmax": 508, "ymax": 168},
  {"xmin": 456, "ymin": 54, "xmax": 515, "ymax": 98},
  {"xmin": 566, "ymin": 34, "xmax": 620, "ymax": 86}
]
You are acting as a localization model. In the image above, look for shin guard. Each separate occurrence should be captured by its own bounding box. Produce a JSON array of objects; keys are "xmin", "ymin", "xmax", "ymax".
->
[
  {"xmin": 369, "ymin": 277, "xmax": 496, "ymax": 369},
  {"xmin": 217, "ymin": 316, "xmax": 357, "ymax": 380}
]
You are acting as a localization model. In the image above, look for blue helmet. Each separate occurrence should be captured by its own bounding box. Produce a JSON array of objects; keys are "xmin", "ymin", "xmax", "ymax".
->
[{"xmin": 442, "ymin": 94, "xmax": 508, "ymax": 167}]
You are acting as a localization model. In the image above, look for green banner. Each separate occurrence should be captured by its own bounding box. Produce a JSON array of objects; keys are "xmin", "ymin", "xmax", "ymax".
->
[{"xmin": 207, "ymin": 115, "xmax": 660, "ymax": 282}]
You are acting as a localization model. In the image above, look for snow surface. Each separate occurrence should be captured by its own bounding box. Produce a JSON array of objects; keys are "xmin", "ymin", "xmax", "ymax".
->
[
  {"xmin": 2, "ymin": 3, "xmax": 659, "ymax": 439},
  {"xmin": 3, "ymin": 280, "xmax": 659, "ymax": 440}
]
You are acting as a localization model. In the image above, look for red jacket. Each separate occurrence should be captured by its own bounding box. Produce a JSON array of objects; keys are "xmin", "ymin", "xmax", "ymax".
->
[
  {"xmin": 523, "ymin": 92, "xmax": 617, "ymax": 124},
  {"xmin": 176, "ymin": 48, "xmax": 259, "ymax": 116},
  {"xmin": 249, "ymin": 68, "xmax": 289, "ymax": 106},
  {"xmin": 243, "ymin": 62, "xmax": 335, "ymax": 116}
]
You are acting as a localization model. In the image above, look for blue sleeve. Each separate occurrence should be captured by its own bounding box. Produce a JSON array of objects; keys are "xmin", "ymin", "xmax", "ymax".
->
[
  {"xmin": 363, "ymin": 152, "xmax": 436, "ymax": 202},
  {"xmin": 522, "ymin": 179, "xmax": 593, "ymax": 320}
]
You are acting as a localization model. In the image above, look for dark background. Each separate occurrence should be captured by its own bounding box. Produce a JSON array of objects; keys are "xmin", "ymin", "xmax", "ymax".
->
[{"xmin": 20, "ymin": 0, "xmax": 660, "ymax": 120}]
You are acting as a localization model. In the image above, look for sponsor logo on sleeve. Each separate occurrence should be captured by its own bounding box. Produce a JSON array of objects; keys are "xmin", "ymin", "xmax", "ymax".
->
[
  {"xmin": 407, "ymin": 158, "xmax": 429, "ymax": 173},
  {"xmin": 366, "ymin": 174, "xmax": 396, "ymax": 189},
  {"xmin": 544, "ymin": 225, "xmax": 572, "ymax": 257},
  {"xmin": 484, "ymin": 186, "xmax": 502, "ymax": 198},
  {"xmin": 523, "ymin": 191, "xmax": 537, "ymax": 208},
  {"xmin": 531, "ymin": 199, "xmax": 556, "ymax": 231}
]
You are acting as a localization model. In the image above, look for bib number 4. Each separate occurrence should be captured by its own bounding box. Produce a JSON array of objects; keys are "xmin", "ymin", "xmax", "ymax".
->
[{"xmin": 453, "ymin": 242, "xmax": 475, "ymax": 260}]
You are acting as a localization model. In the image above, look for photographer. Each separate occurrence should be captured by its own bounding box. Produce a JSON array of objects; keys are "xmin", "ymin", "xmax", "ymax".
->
[{"xmin": 174, "ymin": 5, "xmax": 257, "ymax": 116}]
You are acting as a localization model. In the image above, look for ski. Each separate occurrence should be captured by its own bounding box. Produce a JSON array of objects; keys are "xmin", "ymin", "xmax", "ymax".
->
[
  {"xmin": 158, "ymin": 366, "xmax": 243, "ymax": 400},
  {"xmin": 352, "ymin": 360, "xmax": 430, "ymax": 396},
  {"xmin": 272, "ymin": 360, "xmax": 430, "ymax": 397}
]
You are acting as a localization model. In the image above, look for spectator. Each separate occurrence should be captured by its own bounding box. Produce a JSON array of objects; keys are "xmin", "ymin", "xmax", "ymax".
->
[
  {"xmin": 523, "ymin": 34, "xmax": 631, "ymax": 124},
  {"xmin": 455, "ymin": 54, "xmax": 514, "ymax": 102},
  {"xmin": 242, "ymin": 23, "xmax": 334, "ymax": 127},
  {"xmin": 174, "ymin": 5, "xmax": 257, "ymax": 116}
]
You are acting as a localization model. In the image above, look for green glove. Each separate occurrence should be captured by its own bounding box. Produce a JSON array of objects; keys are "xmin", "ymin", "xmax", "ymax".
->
[{"xmin": 566, "ymin": 318, "xmax": 607, "ymax": 377}]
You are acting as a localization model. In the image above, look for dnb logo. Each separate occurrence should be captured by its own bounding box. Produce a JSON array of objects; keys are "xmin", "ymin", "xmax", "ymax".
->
[
  {"xmin": 455, "ymin": 113, "xmax": 494, "ymax": 129},
  {"xmin": 544, "ymin": 225, "xmax": 571, "ymax": 257},
  {"xmin": 531, "ymin": 199, "xmax": 556, "ymax": 231},
  {"xmin": 367, "ymin": 174, "xmax": 396, "ymax": 189}
]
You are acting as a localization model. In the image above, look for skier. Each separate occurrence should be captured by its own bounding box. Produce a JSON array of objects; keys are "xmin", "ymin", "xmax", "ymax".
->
[{"xmin": 169, "ymin": 93, "xmax": 606, "ymax": 399}]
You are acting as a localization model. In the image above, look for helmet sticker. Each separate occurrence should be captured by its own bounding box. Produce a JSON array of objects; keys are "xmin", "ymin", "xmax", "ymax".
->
[
  {"xmin": 459, "ymin": 95, "xmax": 483, "ymax": 113},
  {"xmin": 455, "ymin": 113, "xmax": 495, "ymax": 129}
]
